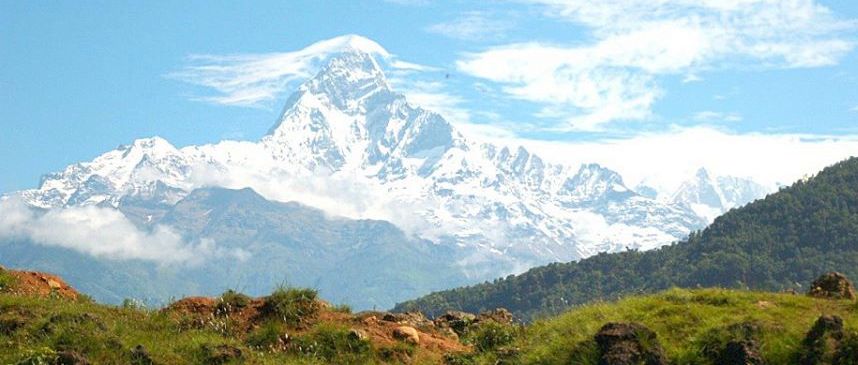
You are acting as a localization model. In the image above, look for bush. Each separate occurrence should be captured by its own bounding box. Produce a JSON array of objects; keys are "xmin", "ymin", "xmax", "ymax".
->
[
  {"xmin": 290, "ymin": 324, "xmax": 372, "ymax": 364},
  {"xmin": 216, "ymin": 289, "xmax": 251, "ymax": 315},
  {"xmin": 0, "ymin": 269, "xmax": 17, "ymax": 291},
  {"xmin": 262, "ymin": 286, "xmax": 320, "ymax": 327},
  {"xmin": 465, "ymin": 322, "xmax": 518, "ymax": 353},
  {"xmin": 246, "ymin": 321, "xmax": 287, "ymax": 351}
]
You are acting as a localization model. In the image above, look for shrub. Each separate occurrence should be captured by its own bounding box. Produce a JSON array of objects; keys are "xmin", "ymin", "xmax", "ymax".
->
[
  {"xmin": 216, "ymin": 289, "xmax": 251, "ymax": 315},
  {"xmin": 0, "ymin": 269, "xmax": 17, "ymax": 291},
  {"xmin": 465, "ymin": 322, "xmax": 518, "ymax": 353},
  {"xmin": 290, "ymin": 324, "xmax": 372, "ymax": 364},
  {"xmin": 246, "ymin": 321, "xmax": 287, "ymax": 351},
  {"xmin": 261, "ymin": 286, "xmax": 320, "ymax": 327},
  {"xmin": 378, "ymin": 342, "xmax": 415, "ymax": 363}
]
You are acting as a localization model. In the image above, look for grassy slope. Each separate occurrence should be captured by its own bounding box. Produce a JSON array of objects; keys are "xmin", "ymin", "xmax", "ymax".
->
[{"xmin": 481, "ymin": 288, "xmax": 858, "ymax": 365}]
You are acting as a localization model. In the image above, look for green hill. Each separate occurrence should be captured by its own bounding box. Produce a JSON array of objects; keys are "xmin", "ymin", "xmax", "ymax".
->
[
  {"xmin": 463, "ymin": 287, "xmax": 858, "ymax": 365},
  {"xmin": 395, "ymin": 157, "xmax": 858, "ymax": 321}
]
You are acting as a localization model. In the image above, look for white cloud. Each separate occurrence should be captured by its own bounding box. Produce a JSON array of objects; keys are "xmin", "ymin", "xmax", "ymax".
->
[
  {"xmin": 169, "ymin": 34, "xmax": 429, "ymax": 107},
  {"xmin": 456, "ymin": 0, "xmax": 856, "ymax": 129},
  {"xmin": 692, "ymin": 111, "xmax": 743, "ymax": 122},
  {"xmin": 0, "ymin": 198, "xmax": 248, "ymax": 265},
  {"xmin": 489, "ymin": 126, "xmax": 858, "ymax": 194},
  {"xmin": 426, "ymin": 12, "xmax": 512, "ymax": 41}
]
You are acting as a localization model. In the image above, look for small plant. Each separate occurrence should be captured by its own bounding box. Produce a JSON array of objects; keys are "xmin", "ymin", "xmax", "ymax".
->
[
  {"xmin": 290, "ymin": 324, "xmax": 372, "ymax": 363},
  {"xmin": 216, "ymin": 289, "xmax": 251, "ymax": 315},
  {"xmin": 0, "ymin": 269, "xmax": 17, "ymax": 291},
  {"xmin": 246, "ymin": 321, "xmax": 288, "ymax": 351},
  {"xmin": 465, "ymin": 322, "xmax": 518, "ymax": 353},
  {"xmin": 121, "ymin": 298, "xmax": 145, "ymax": 310},
  {"xmin": 261, "ymin": 285, "xmax": 320, "ymax": 327},
  {"xmin": 15, "ymin": 348, "xmax": 57, "ymax": 365},
  {"xmin": 332, "ymin": 303, "xmax": 352, "ymax": 314}
]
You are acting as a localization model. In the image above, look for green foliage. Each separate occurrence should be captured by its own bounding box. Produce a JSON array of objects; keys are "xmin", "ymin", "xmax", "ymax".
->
[
  {"xmin": 262, "ymin": 286, "xmax": 320, "ymax": 327},
  {"xmin": 290, "ymin": 324, "xmax": 373, "ymax": 364},
  {"xmin": 464, "ymin": 322, "xmax": 518, "ymax": 353},
  {"xmin": 14, "ymin": 348, "xmax": 56, "ymax": 365},
  {"xmin": 0, "ymin": 269, "xmax": 17, "ymax": 292},
  {"xmin": 216, "ymin": 289, "xmax": 251, "ymax": 315},
  {"xmin": 246, "ymin": 321, "xmax": 287, "ymax": 351},
  {"xmin": 397, "ymin": 157, "xmax": 858, "ymax": 321}
]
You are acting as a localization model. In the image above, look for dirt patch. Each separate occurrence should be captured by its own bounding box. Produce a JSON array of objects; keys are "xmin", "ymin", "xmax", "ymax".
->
[{"xmin": 0, "ymin": 266, "xmax": 79, "ymax": 300}]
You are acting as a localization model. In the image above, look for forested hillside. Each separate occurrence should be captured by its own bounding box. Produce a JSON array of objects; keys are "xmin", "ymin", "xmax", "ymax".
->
[{"xmin": 395, "ymin": 157, "xmax": 858, "ymax": 320}]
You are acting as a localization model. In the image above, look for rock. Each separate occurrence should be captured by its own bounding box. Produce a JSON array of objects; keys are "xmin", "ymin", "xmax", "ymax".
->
[
  {"xmin": 594, "ymin": 322, "xmax": 667, "ymax": 365},
  {"xmin": 382, "ymin": 311, "xmax": 431, "ymax": 327},
  {"xmin": 361, "ymin": 315, "xmax": 378, "ymax": 326},
  {"xmin": 799, "ymin": 315, "xmax": 845, "ymax": 365},
  {"xmin": 434, "ymin": 311, "xmax": 477, "ymax": 335},
  {"xmin": 718, "ymin": 340, "xmax": 765, "ymax": 365},
  {"xmin": 55, "ymin": 351, "xmax": 89, "ymax": 365},
  {"xmin": 393, "ymin": 325, "xmax": 420, "ymax": 345},
  {"xmin": 478, "ymin": 308, "xmax": 514, "ymax": 324},
  {"xmin": 808, "ymin": 272, "xmax": 856, "ymax": 300},
  {"xmin": 130, "ymin": 344, "xmax": 155, "ymax": 365}
]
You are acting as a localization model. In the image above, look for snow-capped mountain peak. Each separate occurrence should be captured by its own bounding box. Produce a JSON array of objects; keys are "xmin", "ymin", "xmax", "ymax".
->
[
  {"xmin": 11, "ymin": 39, "xmax": 771, "ymax": 277},
  {"xmin": 671, "ymin": 167, "xmax": 772, "ymax": 222}
]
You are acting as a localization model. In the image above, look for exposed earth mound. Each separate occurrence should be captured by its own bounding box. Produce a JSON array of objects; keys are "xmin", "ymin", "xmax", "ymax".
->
[{"xmin": 0, "ymin": 265, "xmax": 79, "ymax": 300}]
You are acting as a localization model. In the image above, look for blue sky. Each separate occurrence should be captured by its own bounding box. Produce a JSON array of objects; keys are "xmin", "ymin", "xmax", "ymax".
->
[{"xmin": 3, "ymin": 0, "xmax": 858, "ymax": 193}]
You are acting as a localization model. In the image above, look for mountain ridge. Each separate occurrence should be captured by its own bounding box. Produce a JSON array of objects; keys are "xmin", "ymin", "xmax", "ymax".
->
[{"xmin": 394, "ymin": 157, "xmax": 858, "ymax": 320}]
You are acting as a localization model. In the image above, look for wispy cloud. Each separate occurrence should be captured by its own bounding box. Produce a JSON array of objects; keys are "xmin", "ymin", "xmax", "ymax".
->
[
  {"xmin": 0, "ymin": 198, "xmax": 248, "ymax": 265},
  {"xmin": 456, "ymin": 0, "xmax": 857, "ymax": 130},
  {"xmin": 693, "ymin": 111, "xmax": 743, "ymax": 123},
  {"xmin": 426, "ymin": 12, "xmax": 512, "ymax": 41},
  {"xmin": 168, "ymin": 34, "xmax": 429, "ymax": 107}
]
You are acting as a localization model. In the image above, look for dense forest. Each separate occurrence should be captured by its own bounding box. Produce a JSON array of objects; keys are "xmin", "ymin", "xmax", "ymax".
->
[{"xmin": 395, "ymin": 157, "xmax": 858, "ymax": 321}]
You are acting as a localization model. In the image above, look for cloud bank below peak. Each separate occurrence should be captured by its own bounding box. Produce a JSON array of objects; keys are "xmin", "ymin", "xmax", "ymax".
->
[{"xmin": 0, "ymin": 198, "xmax": 248, "ymax": 265}]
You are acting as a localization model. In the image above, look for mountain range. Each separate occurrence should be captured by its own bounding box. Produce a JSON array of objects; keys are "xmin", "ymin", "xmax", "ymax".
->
[
  {"xmin": 395, "ymin": 157, "xmax": 858, "ymax": 320},
  {"xmin": 1, "ymin": 35, "xmax": 772, "ymax": 309}
]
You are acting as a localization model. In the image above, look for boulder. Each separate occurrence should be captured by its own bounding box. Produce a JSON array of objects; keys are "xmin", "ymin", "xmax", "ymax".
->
[
  {"xmin": 594, "ymin": 322, "xmax": 667, "ymax": 365},
  {"xmin": 393, "ymin": 326, "xmax": 420, "ymax": 345},
  {"xmin": 808, "ymin": 272, "xmax": 856, "ymax": 300}
]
